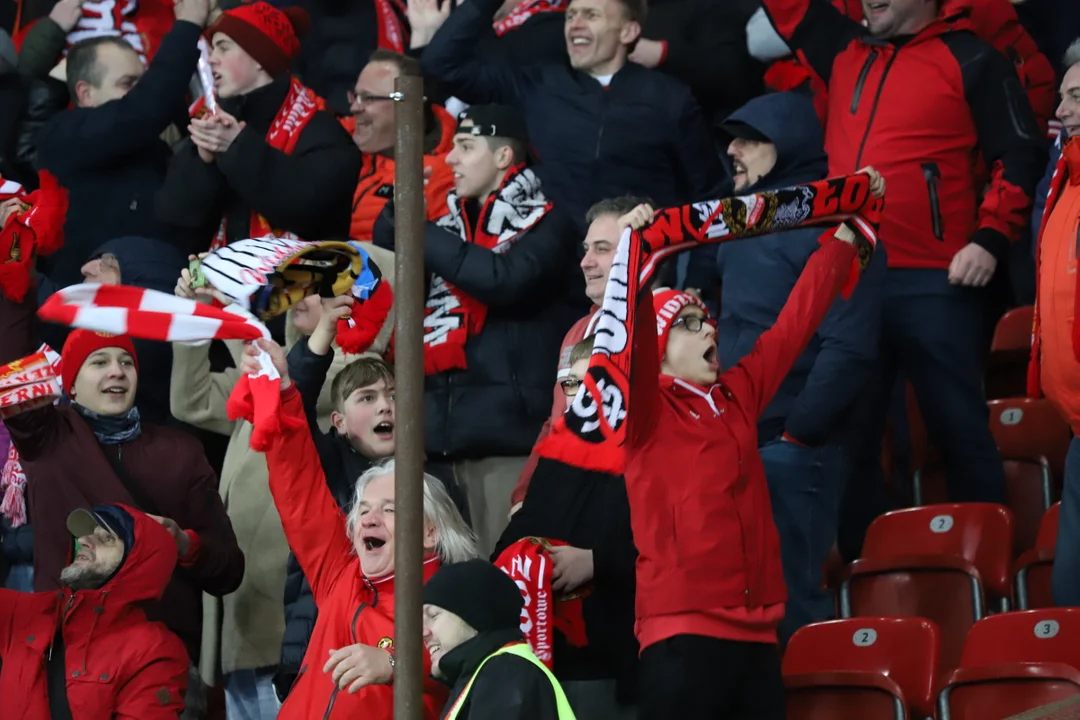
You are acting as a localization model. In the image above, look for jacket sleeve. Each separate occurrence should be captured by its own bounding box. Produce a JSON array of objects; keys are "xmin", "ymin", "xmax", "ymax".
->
[
  {"xmin": 286, "ymin": 336, "xmax": 335, "ymax": 432},
  {"xmin": 963, "ymin": 43, "xmax": 1047, "ymax": 258},
  {"xmin": 178, "ymin": 448, "xmax": 245, "ymax": 596},
  {"xmin": 784, "ymin": 239, "xmax": 885, "ymax": 445},
  {"xmin": 465, "ymin": 655, "xmax": 560, "ymax": 720},
  {"xmin": 671, "ymin": 92, "xmax": 725, "ymax": 202},
  {"xmin": 215, "ymin": 118, "xmax": 361, "ymax": 236},
  {"xmin": 35, "ymin": 21, "xmax": 202, "ymax": 173},
  {"xmin": 169, "ymin": 341, "xmax": 242, "ymax": 436},
  {"xmin": 760, "ymin": 0, "xmax": 865, "ymax": 84},
  {"xmin": 265, "ymin": 385, "xmax": 355, "ymax": 605},
  {"xmin": 591, "ymin": 480, "xmax": 636, "ymax": 591},
  {"xmin": 155, "ymin": 140, "xmax": 228, "ymax": 248},
  {"xmin": 0, "ymin": 290, "xmax": 64, "ymax": 461},
  {"xmin": 15, "ymin": 19, "xmax": 66, "ymax": 80},
  {"xmin": 510, "ymin": 417, "xmax": 551, "ymax": 507},
  {"xmin": 723, "ymin": 237, "xmax": 857, "ymax": 417},
  {"xmin": 418, "ymin": 0, "xmax": 526, "ymax": 105},
  {"xmin": 15, "ymin": 78, "xmax": 69, "ymax": 171},
  {"xmin": 113, "ymin": 633, "xmax": 190, "ymax": 720},
  {"xmin": 421, "ymin": 212, "xmax": 576, "ymax": 307},
  {"xmin": 278, "ymin": 552, "xmax": 317, "ymax": 683}
]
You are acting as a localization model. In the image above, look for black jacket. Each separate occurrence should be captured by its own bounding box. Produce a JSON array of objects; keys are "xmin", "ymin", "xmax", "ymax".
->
[
  {"xmin": 0, "ymin": 73, "xmax": 32, "ymax": 189},
  {"xmin": 374, "ymin": 198, "xmax": 581, "ymax": 460},
  {"xmin": 155, "ymin": 73, "xmax": 361, "ymax": 255},
  {"xmin": 34, "ymin": 20, "xmax": 200, "ymax": 289},
  {"xmin": 420, "ymin": 0, "xmax": 724, "ymax": 234},
  {"xmin": 274, "ymin": 338, "xmax": 375, "ymax": 699},
  {"xmin": 494, "ymin": 459, "xmax": 638, "ymax": 705},
  {"xmin": 439, "ymin": 629, "xmax": 561, "ymax": 720}
]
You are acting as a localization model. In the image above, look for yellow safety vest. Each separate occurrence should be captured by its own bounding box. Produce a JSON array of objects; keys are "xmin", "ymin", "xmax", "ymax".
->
[{"xmin": 444, "ymin": 643, "xmax": 577, "ymax": 720}]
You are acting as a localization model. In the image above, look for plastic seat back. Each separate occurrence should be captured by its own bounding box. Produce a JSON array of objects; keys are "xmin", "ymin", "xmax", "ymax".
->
[
  {"xmin": 961, "ymin": 609, "xmax": 1080, "ymax": 668},
  {"xmin": 1015, "ymin": 505, "xmax": 1060, "ymax": 610},
  {"xmin": 989, "ymin": 398, "xmax": 1071, "ymax": 481}
]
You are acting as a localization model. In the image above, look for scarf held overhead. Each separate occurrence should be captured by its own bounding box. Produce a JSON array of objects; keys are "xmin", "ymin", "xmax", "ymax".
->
[
  {"xmin": 425, "ymin": 166, "xmax": 551, "ymax": 375},
  {"xmin": 536, "ymin": 174, "xmax": 883, "ymax": 475},
  {"xmin": 494, "ymin": 0, "xmax": 567, "ymax": 35},
  {"xmin": 210, "ymin": 78, "xmax": 325, "ymax": 250}
]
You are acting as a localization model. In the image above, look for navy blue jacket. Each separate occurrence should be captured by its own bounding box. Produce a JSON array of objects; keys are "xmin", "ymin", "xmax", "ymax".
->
[
  {"xmin": 1032, "ymin": 128, "xmax": 1064, "ymax": 245},
  {"xmin": 34, "ymin": 21, "xmax": 200, "ymax": 289},
  {"xmin": 420, "ymin": 0, "xmax": 723, "ymax": 233},
  {"xmin": 709, "ymin": 91, "xmax": 885, "ymax": 446}
]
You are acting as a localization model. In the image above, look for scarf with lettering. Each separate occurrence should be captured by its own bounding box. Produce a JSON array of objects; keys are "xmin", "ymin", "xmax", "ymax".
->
[
  {"xmin": 424, "ymin": 165, "xmax": 551, "ymax": 375},
  {"xmin": 494, "ymin": 537, "xmax": 588, "ymax": 669},
  {"xmin": 494, "ymin": 0, "xmax": 567, "ymax": 35},
  {"xmin": 210, "ymin": 78, "xmax": 325, "ymax": 251},
  {"xmin": 536, "ymin": 174, "xmax": 883, "ymax": 474}
]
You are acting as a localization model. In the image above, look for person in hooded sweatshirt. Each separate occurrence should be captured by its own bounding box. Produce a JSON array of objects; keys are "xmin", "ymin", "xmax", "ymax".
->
[
  {"xmin": 0, "ymin": 503, "xmax": 189, "ymax": 718},
  {"xmin": 422, "ymin": 558, "xmax": 577, "ymax": 720},
  {"xmin": 686, "ymin": 91, "xmax": 885, "ymax": 645}
]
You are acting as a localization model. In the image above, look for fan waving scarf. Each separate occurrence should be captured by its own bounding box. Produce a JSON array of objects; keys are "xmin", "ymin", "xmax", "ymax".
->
[
  {"xmin": 37, "ymin": 284, "xmax": 293, "ymax": 450},
  {"xmin": 193, "ymin": 236, "xmax": 393, "ymax": 354},
  {"xmin": 536, "ymin": 173, "xmax": 884, "ymax": 475}
]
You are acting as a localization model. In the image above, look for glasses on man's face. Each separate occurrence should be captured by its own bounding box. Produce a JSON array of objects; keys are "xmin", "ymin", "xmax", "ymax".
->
[
  {"xmin": 560, "ymin": 377, "xmax": 583, "ymax": 397},
  {"xmin": 347, "ymin": 91, "xmax": 395, "ymax": 108},
  {"xmin": 671, "ymin": 315, "xmax": 711, "ymax": 333}
]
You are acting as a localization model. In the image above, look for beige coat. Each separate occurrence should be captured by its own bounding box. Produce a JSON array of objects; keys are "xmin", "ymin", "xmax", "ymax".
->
[{"xmin": 170, "ymin": 244, "xmax": 396, "ymax": 683}]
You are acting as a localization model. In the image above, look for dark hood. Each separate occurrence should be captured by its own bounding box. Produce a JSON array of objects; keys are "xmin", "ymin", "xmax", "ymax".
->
[
  {"xmin": 719, "ymin": 91, "xmax": 827, "ymax": 190},
  {"xmin": 89, "ymin": 236, "xmax": 188, "ymax": 295}
]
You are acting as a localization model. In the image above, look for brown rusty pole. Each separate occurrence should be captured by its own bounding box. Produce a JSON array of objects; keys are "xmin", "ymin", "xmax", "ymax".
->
[{"xmin": 391, "ymin": 73, "xmax": 426, "ymax": 720}]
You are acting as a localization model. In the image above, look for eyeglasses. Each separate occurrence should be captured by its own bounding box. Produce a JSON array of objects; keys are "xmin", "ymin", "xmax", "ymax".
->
[
  {"xmin": 671, "ymin": 315, "xmax": 712, "ymax": 333},
  {"xmin": 347, "ymin": 91, "xmax": 395, "ymax": 107},
  {"xmin": 560, "ymin": 377, "xmax": 583, "ymax": 397}
]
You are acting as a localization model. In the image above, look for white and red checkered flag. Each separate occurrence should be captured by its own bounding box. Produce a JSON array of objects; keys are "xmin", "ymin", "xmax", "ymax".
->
[{"xmin": 38, "ymin": 284, "xmax": 300, "ymax": 450}]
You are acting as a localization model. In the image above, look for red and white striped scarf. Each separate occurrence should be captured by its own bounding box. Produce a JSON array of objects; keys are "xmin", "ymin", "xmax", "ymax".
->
[
  {"xmin": 494, "ymin": 0, "xmax": 567, "ymax": 36},
  {"xmin": 38, "ymin": 284, "xmax": 297, "ymax": 450}
]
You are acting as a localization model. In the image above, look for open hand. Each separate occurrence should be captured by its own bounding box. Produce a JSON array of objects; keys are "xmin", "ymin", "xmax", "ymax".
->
[
  {"xmin": 550, "ymin": 545, "xmax": 594, "ymax": 594},
  {"xmin": 240, "ymin": 338, "xmax": 291, "ymax": 389},
  {"xmin": 323, "ymin": 644, "xmax": 393, "ymax": 693},
  {"xmin": 407, "ymin": 0, "xmax": 451, "ymax": 48}
]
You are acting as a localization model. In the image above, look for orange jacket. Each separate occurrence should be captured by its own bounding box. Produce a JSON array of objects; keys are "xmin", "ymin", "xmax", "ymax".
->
[
  {"xmin": 343, "ymin": 104, "xmax": 457, "ymax": 241},
  {"xmin": 265, "ymin": 387, "xmax": 447, "ymax": 719}
]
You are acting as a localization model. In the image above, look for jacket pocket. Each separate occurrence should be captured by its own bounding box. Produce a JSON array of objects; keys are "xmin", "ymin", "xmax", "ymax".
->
[{"xmin": 922, "ymin": 162, "xmax": 945, "ymax": 241}]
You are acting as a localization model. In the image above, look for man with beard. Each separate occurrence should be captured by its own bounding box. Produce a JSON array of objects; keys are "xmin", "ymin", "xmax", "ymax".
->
[{"xmin": 0, "ymin": 504, "xmax": 189, "ymax": 717}]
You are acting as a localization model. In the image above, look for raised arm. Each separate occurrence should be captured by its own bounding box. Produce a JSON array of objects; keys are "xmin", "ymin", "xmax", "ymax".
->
[
  {"xmin": 760, "ymin": 0, "xmax": 865, "ymax": 84},
  {"xmin": 175, "ymin": 447, "xmax": 245, "ymax": 596}
]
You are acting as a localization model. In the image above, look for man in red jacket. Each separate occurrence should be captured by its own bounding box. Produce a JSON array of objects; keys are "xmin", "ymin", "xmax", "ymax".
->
[
  {"xmin": 0, "ymin": 503, "xmax": 189, "ymax": 718},
  {"xmin": 761, "ymin": 0, "xmax": 1045, "ymax": 516}
]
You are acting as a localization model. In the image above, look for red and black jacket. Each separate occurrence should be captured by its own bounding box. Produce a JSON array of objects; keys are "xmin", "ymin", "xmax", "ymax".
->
[{"xmin": 762, "ymin": 0, "xmax": 1046, "ymax": 269}]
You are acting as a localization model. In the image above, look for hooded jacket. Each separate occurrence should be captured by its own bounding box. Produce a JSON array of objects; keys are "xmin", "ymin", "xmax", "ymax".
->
[
  {"xmin": 0, "ymin": 290, "xmax": 245, "ymax": 663},
  {"xmin": 0, "ymin": 504, "xmax": 190, "ymax": 719},
  {"xmin": 263, "ymin": 387, "xmax": 447, "ymax": 718},
  {"xmin": 706, "ymin": 92, "xmax": 884, "ymax": 446}
]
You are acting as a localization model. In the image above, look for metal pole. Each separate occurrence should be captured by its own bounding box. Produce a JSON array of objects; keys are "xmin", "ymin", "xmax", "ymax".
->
[{"xmin": 391, "ymin": 74, "xmax": 426, "ymax": 720}]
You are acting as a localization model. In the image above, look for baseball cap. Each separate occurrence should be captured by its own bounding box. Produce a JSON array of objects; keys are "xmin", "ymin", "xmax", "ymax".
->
[
  {"xmin": 67, "ymin": 505, "xmax": 135, "ymax": 550},
  {"xmin": 456, "ymin": 104, "xmax": 536, "ymax": 162}
]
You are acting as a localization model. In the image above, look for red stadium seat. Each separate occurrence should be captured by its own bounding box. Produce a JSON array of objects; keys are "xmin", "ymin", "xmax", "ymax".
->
[
  {"xmin": 783, "ymin": 618, "xmax": 940, "ymax": 720},
  {"xmin": 987, "ymin": 306, "xmax": 1034, "ymax": 400},
  {"xmin": 1014, "ymin": 504, "xmax": 1060, "ymax": 610},
  {"xmin": 938, "ymin": 609, "xmax": 1080, "ymax": 719},
  {"xmin": 840, "ymin": 504, "xmax": 1014, "ymax": 674}
]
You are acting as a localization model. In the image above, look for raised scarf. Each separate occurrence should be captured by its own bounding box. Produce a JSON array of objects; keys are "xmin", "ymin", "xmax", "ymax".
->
[
  {"xmin": 494, "ymin": 537, "xmax": 588, "ymax": 669},
  {"xmin": 210, "ymin": 78, "xmax": 325, "ymax": 251},
  {"xmin": 374, "ymin": 0, "xmax": 410, "ymax": 51},
  {"xmin": 494, "ymin": 0, "xmax": 567, "ymax": 36},
  {"xmin": 62, "ymin": 0, "xmax": 173, "ymax": 64},
  {"xmin": 424, "ymin": 166, "xmax": 552, "ymax": 375},
  {"xmin": 1028, "ymin": 136, "xmax": 1080, "ymax": 398},
  {"xmin": 0, "ymin": 171, "xmax": 68, "ymax": 303},
  {"xmin": 73, "ymin": 404, "xmax": 142, "ymax": 445},
  {"xmin": 536, "ymin": 174, "xmax": 883, "ymax": 474}
]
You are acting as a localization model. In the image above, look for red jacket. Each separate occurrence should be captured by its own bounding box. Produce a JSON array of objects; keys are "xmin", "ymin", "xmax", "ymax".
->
[
  {"xmin": 762, "ymin": 0, "xmax": 1045, "ymax": 269},
  {"xmin": 265, "ymin": 387, "xmax": 447, "ymax": 719},
  {"xmin": 0, "ymin": 505, "xmax": 189, "ymax": 719},
  {"xmin": 625, "ymin": 239, "xmax": 857, "ymax": 619}
]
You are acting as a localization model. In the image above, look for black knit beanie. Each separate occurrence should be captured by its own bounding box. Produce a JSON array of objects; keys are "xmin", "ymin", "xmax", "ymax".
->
[{"xmin": 422, "ymin": 559, "xmax": 524, "ymax": 634}]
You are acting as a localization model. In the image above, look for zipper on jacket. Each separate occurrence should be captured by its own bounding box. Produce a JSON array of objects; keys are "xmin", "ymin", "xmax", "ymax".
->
[
  {"xmin": 921, "ymin": 162, "xmax": 945, "ymax": 241},
  {"xmin": 849, "ymin": 49, "xmax": 880, "ymax": 114},
  {"xmin": 321, "ymin": 597, "xmax": 374, "ymax": 720},
  {"xmin": 853, "ymin": 47, "xmax": 902, "ymax": 169}
]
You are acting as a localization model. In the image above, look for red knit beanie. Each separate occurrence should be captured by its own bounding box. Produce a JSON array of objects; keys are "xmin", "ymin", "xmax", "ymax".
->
[
  {"xmin": 206, "ymin": 2, "xmax": 310, "ymax": 78},
  {"xmin": 652, "ymin": 288, "xmax": 709, "ymax": 361},
  {"xmin": 60, "ymin": 330, "xmax": 138, "ymax": 395}
]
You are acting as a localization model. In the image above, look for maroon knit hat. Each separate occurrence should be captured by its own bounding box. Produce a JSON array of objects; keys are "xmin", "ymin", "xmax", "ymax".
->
[{"xmin": 206, "ymin": 2, "xmax": 310, "ymax": 78}]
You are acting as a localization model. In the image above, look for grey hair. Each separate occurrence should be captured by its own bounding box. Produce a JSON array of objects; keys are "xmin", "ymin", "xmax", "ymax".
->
[
  {"xmin": 346, "ymin": 458, "xmax": 478, "ymax": 564},
  {"xmin": 1066, "ymin": 39, "xmax": 1080, "ymax": 72}
]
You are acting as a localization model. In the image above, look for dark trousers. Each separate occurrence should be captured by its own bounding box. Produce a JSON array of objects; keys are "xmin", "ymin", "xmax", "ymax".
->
[
  {"xmin": 849, "ymin": 269, "xmax": 1005, "ymax": 548},
  {"xmin": 1053, "ymin": 437, "xmax": 1080, "ymax": 606},
  {"xmin": 638, "ymin": 635, "xmax": 785, "ymax": 720},
  {"xmin": 760, "ymin": 439, "xmax": 846, "ymax": 646}
]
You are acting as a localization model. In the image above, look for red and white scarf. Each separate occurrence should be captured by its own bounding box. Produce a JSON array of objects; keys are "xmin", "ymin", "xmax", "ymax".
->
[
  {"xmin": 62, "ymin": 0, "xmax": 174, "ymax": 64},
  {"xmin": 210, "ymin": 78, "xmax": 325, "ymax": 251},
  {"xmin": 494, "ymin": 0, "xmax": 567, "ymax": 36},
  {"xmin": 0, "ymin": 171, "xmax": 69, "ymax": 303},
  {"xmin": 495, "ymin": 537, "xmax": 588, "ymax": 669},
  {"xmin": 424, "ymin": 166, "xmax": 551, "ymax": 375},
  {"xmin": 374, "ymin": 0, "xmax": 410, "ymax": 51},
  {"xmin": 537, "ymin": 175, "xmax": 884, "ymax": 474},
  {"xmin": 37, "ymin": 284, "xmax": 296, "ymax": 450},
  {"xmin": 0, "ymin": 345, "xmax": 62, "ymax": 527}
]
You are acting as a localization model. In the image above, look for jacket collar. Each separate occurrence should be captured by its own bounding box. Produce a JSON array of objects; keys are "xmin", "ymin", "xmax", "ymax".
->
[
  {"xmin": 437, "ymin": 628, "xmax": 526, "ymax": 687},
  {"xmin": 219, "ymin": 74, "xmax": 292, "ymax": 133},
  {"xmin": 661, "ymin": 374, "xmax": 734, "ymax": 416},
  {"xmin": 364, "ymin": 554, "xmax": 441, "ymax": 592}
]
